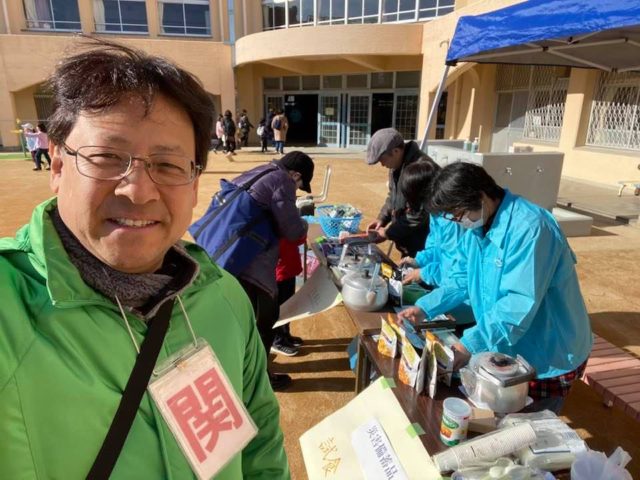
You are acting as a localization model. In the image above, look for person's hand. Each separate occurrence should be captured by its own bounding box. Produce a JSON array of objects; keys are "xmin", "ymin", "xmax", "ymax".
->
[
  {"xmin": 399, "ymin": 257, "xmax": 418, "ymax": 268},
  {"xmin": 451, "ymin": 342, "xmax": 471, "ymax": 371},
  {"xmin": 401, "ymin": 268, "xmax": 422, "ymax": 285},
  {"xmin": 396, "ymin": 306, "xmax": 426, "ymax": 324},
  {"xmin": 374, "ymin": 226, "xmax": 387, "ymax": 241},
  {"xmin": 366, "ymin": 220, "xmax": 383, "ymax": 231}
]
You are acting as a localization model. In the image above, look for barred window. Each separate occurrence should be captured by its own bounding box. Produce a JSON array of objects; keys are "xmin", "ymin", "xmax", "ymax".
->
[
  {"xmin": 495, "ymin": 65, "xmax": 569, "ymax": 145},
  {"xmin": 523, "ymin": 67, "xmax": 569, "ymax": 142},
  {"xmin": 586, "ymin": 72, "xmax": 640, "ymax": 151}
]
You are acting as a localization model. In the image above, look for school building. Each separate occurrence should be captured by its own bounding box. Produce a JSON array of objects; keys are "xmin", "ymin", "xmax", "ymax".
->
[{"xmin": 0, "ymin": 0, "xmax": 638, "ymax": 186}]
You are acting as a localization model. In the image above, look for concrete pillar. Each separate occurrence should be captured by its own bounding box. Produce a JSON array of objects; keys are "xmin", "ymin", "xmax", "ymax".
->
[
  {"xmin": 78, "ymin": 0, "xmax": 94, "ymax": 34},
  {"xmin": 146, "ymin": 0, "xmax": 160, "ymax": 36},
  {"xmin": 559, "ymin": 68, "xmax": 598, "ymax": 150},
  {"xmin": 0, "ymin": 88, "xmax": 19, "ymax": 148},
  {"xmin": 210, "ymin": 0, "xmax": 221, "ymax": 41}
]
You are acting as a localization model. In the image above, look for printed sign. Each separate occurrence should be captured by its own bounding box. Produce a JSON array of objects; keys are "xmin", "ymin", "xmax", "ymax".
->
[
  {"xmin": 351, "ymin": 418, "xmax": 409, "ymax": 480},
  {"xmin": 149, "ymin": 344, "xmax": 257, "ymax": 480}
]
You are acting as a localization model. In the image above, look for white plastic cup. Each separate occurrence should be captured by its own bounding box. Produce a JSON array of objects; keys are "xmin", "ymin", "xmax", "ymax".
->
[{"xmin": 440, "ymin": 397, "xmax": 471, "ymax": 446}]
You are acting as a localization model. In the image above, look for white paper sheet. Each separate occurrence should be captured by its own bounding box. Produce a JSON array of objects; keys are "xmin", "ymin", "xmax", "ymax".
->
[
  {"xmin": 300, "ymin": 377, "xmax": 442, "ymax": 480},
  {"xmin": 351, "ymin": 418, "xmax": 409, "ymax": 480},
  {"xmin": 273, "ymin": 268, "xmax": 342, "ymax": 328}
]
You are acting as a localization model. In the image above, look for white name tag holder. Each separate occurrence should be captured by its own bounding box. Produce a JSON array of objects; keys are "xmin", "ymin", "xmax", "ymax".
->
[{"xmin": 148, "ymin": 339, "xmax": 258, "ymax": 480}]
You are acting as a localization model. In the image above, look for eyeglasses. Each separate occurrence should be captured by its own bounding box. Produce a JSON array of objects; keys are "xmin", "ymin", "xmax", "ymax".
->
[
  {"xmin": 443, "ymin": 209, "xmax": 467, "ymax": 223},
  {"xmin": 63, "ymin": 144, "xmax": 201, "ymax": 186}
]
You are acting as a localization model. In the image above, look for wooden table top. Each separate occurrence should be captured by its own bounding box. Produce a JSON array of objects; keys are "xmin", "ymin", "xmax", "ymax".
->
[{"xmin": 360, "ymin": 335, "xmax": 463, "ymax": 456}]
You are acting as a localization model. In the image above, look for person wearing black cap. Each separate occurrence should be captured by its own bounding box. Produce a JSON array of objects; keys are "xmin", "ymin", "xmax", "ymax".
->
[
  {"xmin": 229, "ymin": 151, "xmax": 314, "ymax": 390},
  {"xmin": 365, "ymin": 128, "xmax": 430, "ymax": 257}
]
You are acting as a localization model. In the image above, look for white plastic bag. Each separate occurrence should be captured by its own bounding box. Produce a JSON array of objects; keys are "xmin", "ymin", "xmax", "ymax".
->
[{"xmin": 570, "ymin": 447, "xmax": 632, "ymax": 480}]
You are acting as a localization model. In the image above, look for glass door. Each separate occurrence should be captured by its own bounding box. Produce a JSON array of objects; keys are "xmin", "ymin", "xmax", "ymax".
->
[
  {"xmin": 347, "ymin": 94, "xmax": 371, "ymax": 147},
  {"xmin": 318, "ymin": 95, "xmax": 341, "ymax": 147}
]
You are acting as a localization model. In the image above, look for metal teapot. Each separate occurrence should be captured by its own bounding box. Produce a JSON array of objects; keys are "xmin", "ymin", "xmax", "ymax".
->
[{"xmin": 341, "ymin": 261, "xmax": 388, "ymax": 312}]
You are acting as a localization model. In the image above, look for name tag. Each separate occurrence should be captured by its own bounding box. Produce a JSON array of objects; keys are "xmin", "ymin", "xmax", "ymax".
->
[{"xmin": 149, "ymin": 341, "xmax": 257, "ymax": 480}]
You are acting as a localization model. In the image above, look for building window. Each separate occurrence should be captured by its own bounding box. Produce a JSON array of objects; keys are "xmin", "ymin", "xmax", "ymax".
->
[
  {"xmin": 346, "ymin": 74, "xmax": 367, "ymax": 88},
  {"xmin": 282, "ymin": 76, "xmax": 301, "ymax": 90},
  {"xmin": 317, "ymin": 0, "xmax": 345, "ymax": 24},
  {"xmin": 322, "ymin": 75, "xmax": 343, "ymax": 89},
  {"xmin": 23, "ymin": 0, "xmax": 81, "ymax": 31},
  {"xmin": 418, "ymin": 0, "xmax": 453, "ymax": 20},
  {"xmin": 396, "ymin": 71, "xmax": 420, "ymax": 88},
  {"xmin": 263, "ymin": 0, "xmax": 453, "ymax": 29},
  {"xmin": 347, "ymin": 0, "xmax": 378, "ymax": 24},
  {"xmin": 159, "ymin": 0, "xmax": 211, "ymax": 36},
  {"xmin": 302, "ymin": 76, "xmax": 321, "ymax": 90},
  {"xmin": 494, "ymin": 65, "xmax": 569, "ymax": 146},
  {"xmin": 263, "ymin": 0, "xmax": 287, "ymax": 29},
  {"xmin": 523, "ymin": 67, "xmax": 569, "ymax": 143},
  {"xmin": 587, "ymin": 72, "xmax": 640, "ymax": 151},
  {"xmin": 94, "ymin": 0, "xmax": 148, "ymax": 33},
  {"xmin": 371, "ymin": 72, "xmax": 394, "ymax": 89},
  {"xmin": 287, "ymin": 0, "xmax": 314, "ymax": 26},
  {"xmin": 264, "ymin": 77, "xmax": 281, "ymax": 90},
  {"xmin": 382, "ymin": 0, "xmax": 416, "ymax": 23}
]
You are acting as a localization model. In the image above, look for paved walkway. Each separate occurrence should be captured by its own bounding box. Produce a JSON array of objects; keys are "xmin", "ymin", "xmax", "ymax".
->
[{"xmin": 558, "ymin": 177, "xmax": 640, "ymax": 222}]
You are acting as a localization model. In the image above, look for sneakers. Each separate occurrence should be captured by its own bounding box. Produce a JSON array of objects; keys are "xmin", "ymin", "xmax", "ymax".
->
[
  {"xmin": 270, "ymin": 342, "xmax": 299, "ymax": 357},
  {"xmin": 288, "ymin": 335, "xmax": 304, "ymax": 347},
  {"xmin": 269, "ymin": 372, "xmax": 292, "ymax": 391}
]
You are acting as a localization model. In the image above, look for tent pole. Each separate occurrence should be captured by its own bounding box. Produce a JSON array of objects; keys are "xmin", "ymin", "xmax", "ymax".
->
[{"xmin": 420, "ymin": 64, "xmax": 450, "ymax": 151}]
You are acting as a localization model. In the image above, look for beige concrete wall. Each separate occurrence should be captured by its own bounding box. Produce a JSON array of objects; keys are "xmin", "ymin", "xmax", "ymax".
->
[
  {"xmin": 0, "ymin": 34, "xmax": 234, "ymax": 147},
  {"xmin": 508, "ymin": 67, "xmax": 639, "ymax": 187},
  {"xmin": 236, "ymin": 24, "xmax": 423, "ymax": 66},
  {"xmin": 13, "ymin": 84, "xmax": 39, "ymax": 124}
]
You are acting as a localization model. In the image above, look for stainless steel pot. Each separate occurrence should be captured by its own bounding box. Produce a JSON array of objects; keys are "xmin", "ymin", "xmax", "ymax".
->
[
  {"xmin": 460, "ymin": 352, "xmax": 536, "ymax": 413},
  {"xmin": 341, "ymin": 265, "xmax": 388, "ymax": 312}
]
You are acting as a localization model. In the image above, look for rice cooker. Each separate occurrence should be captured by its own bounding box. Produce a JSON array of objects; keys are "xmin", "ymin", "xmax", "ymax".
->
[{"xmin": 460, "ymin": 352, "xmax": 536, "ymax": 413}]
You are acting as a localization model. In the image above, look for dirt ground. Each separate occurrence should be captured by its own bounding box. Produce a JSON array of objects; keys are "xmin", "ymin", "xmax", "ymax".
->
[{"xmin": 1, "ymin": 150, "xmax": 639, "ymax": 478}]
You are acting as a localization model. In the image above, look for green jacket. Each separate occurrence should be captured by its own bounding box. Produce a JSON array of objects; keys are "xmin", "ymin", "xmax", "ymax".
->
[{"xmin": 0, "ymin": 199, "xmax": 290, "ymax": 479}]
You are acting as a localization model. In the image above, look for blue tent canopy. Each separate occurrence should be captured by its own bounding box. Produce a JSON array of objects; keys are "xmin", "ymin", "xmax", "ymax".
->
[{"xmin": 446, "ymin": 0, "xmax": 640, "ymax": 72}]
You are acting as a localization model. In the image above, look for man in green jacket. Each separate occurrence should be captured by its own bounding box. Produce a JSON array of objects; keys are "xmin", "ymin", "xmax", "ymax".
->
[{"xmin": 0, "ymin": 38, "xmax": 289, "ymax": 479}]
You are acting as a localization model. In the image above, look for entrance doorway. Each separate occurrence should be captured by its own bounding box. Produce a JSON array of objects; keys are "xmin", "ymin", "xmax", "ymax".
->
[
  {"xmin": 284, "ymin": 94, "xmax": 319, "ymax": 144},
  {"xmin": 371, "ymin": 93, "xmax": 394, "ymax": 135},
  {"xmin": 491, "ymin": 91, "xmax": 528, "ymax": 152}
]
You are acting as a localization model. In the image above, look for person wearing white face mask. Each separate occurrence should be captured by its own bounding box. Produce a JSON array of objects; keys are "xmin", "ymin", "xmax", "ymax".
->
[{"xmin": 398, "ymin": 162, "xmax": 592, "ymax": 413}]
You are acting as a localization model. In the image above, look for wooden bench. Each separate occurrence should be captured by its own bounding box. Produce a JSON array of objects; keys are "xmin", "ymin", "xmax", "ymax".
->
[{"xmin": 582, "ymin": 334, "xmax": 640, "ymax": 422}]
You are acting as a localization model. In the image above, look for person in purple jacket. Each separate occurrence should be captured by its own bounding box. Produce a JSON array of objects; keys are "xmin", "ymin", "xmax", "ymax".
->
[{"xmin": 230, "ymin": 151, "xmax": 314, "ymax": 390}]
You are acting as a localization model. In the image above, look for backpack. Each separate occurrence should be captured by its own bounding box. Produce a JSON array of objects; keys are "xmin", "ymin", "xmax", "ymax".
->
[
  {"xmin": 256, "ymin": 125, "xmax": 265, "ymax": 137},
  {"xmin": 273, "ymin": 116, "xmax": 282, "ymax": 130},
  {"xmin": 188, "ymin": 167, "xmax": 278, "ymax": 276}
]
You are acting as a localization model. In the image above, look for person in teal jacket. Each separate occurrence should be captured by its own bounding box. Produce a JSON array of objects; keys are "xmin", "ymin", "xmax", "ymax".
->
[
  {"xmin": 399, "ymin": 163, "xmax": 592, "ymax": 412},
  {"xmin": 0, "ymin": 38, "xmax": 289, "ymax": 479},
  {"xmin": 397, "ymin": 160, "xmax": 474, "ymax": 326}
]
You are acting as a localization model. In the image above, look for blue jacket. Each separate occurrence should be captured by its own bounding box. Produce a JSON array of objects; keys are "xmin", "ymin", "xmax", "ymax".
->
[
  {"xmin": 415, "ymin": 214, "xmax": 466, "ymax": 286},
  {"xmin": 414, "ymin": 214, "xmax": 475, "ymax": 325},
  {"xmin": 417, "ymin": 190, "xmax": 592, "ymax": 379}
]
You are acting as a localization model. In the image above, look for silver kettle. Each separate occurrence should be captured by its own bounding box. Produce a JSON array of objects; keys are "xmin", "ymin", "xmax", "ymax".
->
[{"xmin": 341, "ymin": 262, "xmax": 388, "ymax": 311}]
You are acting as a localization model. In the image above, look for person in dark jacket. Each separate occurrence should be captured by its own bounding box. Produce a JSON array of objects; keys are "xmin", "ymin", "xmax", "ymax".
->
[
  {"xmin": 238, "ymin": 109, "xmax": 254, "ymax": 148},
  {"xmin": 365, "ymin": 128, "xmax": 430, "ymax": 257},
  {"xmin": 266, "ymin": 107, "xmax": 276, "ymax": 148},
  {"xmin": 230, "ymin": 151, "xmax": 315, "ymax": 390},
  {"xmin": 222, "ymin": 110, "xmax": 237, "ymax": 156},
  {"xmin": 257, "ymin": 118, "xmax": 269, "ymax": 153}
]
